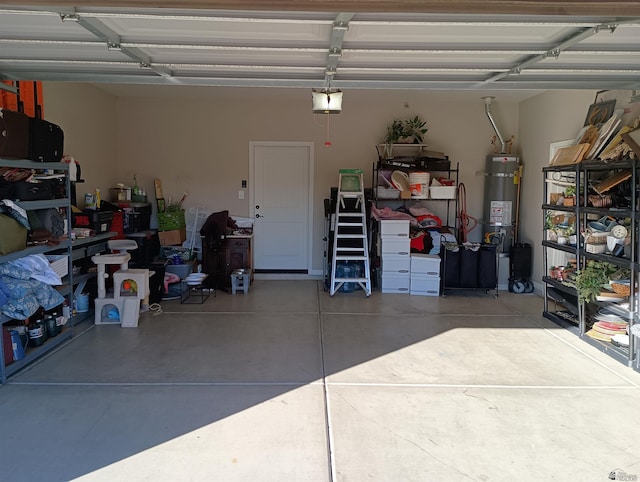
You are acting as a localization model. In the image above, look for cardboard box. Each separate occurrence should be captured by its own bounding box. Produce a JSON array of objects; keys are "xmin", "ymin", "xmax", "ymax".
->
[{"xmin": 158, "ymin": 228, "xmax": 186, "ymax": 246}]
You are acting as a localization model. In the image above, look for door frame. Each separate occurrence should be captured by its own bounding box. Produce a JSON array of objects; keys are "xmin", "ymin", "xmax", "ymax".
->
[{"xmin": 249, "ymin": 141, "xmax": 315, "ymax": 274}]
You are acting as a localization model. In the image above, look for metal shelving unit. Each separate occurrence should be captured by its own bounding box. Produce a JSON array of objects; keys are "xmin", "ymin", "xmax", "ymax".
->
[
  {"xmin": 542, "ymin": 159, "xmax": 638, "ymax": 369},
  {"xmin": 370, "ymin": 150, "xmax": 459, "ymax": 293},
  {"xmin": 1, "ymin": 158, "xmax": 73, "ymax": 383}
]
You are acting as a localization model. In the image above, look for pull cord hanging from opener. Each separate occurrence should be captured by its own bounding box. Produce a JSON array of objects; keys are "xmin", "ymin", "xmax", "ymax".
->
[
  {"xmin": 325, "ymin": 111, "xmax": 332, "ymax": 147},
  {"xmin": 457, "ymin": 183, "xmax": 477, "ymax": 243}
]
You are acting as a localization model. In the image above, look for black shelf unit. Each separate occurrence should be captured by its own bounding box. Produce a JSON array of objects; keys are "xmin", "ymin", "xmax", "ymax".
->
[
  {"xmin": 372, "ymin": 157, "xmax": 459, "ymax": 230},
  {"xmin": 542, "ymin": 159, "xmax": 638, "ymax": 369},
  {"xmin": 0, "ymin": 159, "xmax": 73, "ymax": 384},
  {"xmin": 370, "ymin": 149, "xmax": 459, "ymax": 292}
]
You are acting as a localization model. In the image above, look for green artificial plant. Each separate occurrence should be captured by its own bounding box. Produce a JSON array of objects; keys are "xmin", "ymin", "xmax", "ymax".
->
[
  {"xmin": 384, "ymin": 116, "xmax": 428, "ymax": 145},
  {"xmin": 574, "ymin": 260, "xmax": 617, "ymax": 303}
]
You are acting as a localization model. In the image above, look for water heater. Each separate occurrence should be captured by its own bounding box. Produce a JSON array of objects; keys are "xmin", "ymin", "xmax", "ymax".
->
[
  {"xmin": 480, "ymin": 96, "xmax": 521, "ymax": 253},
  {"xmin": 482, "ymin": 154, "xmax": 520, "ymax": 252}
]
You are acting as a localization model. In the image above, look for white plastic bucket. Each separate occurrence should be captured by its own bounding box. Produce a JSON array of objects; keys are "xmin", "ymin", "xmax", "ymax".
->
[{"xmin": 409, "ymin": 172, "xmax": 430, "ymax": 199}]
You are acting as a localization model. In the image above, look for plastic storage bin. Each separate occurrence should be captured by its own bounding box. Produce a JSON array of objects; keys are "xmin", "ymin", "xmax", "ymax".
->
[{"xmin": 380, "ymin": 220, "xmax": 410, "ymax": 237}]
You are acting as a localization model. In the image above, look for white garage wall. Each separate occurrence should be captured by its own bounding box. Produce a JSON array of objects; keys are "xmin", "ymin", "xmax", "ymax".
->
[
  {"xmin": 41, "ymin": 83, "xmax": 599, "ymax": 276},
  {"xmin": 42, "ymin": 82, "xmax": 118, "ymax": 198},
  {"xmin": 110, "ymin": 87, "xmax": 520, "ymax": 272},
  {"xmin": 518, "ymin": 90, "xmax": 596, "ymax": 288}
]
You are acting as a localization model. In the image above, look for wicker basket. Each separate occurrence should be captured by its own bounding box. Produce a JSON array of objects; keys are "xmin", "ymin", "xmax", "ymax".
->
[
  {"xmin": 588, "ymin": 194, "xmax": 613, "ymax": 208},
  {"xmin": 610, "ymin": 282, "xmax": 631, "ymax": 296},
  {"xmin": 583, "ymin": 231, "xmax": 609, "ymax": 245}
]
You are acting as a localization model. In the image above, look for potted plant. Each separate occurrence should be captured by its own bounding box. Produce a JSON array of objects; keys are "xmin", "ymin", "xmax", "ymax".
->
[
  {"xmin": 574, "ymin": 260, "xmax": 617, "ymax": 303},
  {"xmin": 384, "ymin": 119, "xmax": 405, "ymax": 146},
  {"xmin": 563, "ymin": 185, "xmax": 576, "ymax": 206},
  {"xmin": 383, "ymin": 116, "xmax": 428, "ymax": 146},
  {"xmin": 403, "ymin": 116, "xmax": 428, "ymax": 144}
]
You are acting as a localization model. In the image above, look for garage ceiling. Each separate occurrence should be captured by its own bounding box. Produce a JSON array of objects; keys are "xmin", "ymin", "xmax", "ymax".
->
[{"xmin": 1, "ymin": 2, "xmax": 640, "ymax": 94}]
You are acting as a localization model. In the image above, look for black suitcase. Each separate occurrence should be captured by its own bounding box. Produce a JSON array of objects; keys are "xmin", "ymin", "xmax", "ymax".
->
[
  {"xmin": 14, "ymin": 180, "xmax": 54, "ymax": 200},
  {"xmin": 28, "ymin": 117, "xmax": 64, "ymax": 162},
  {"xmin": 0, "ymin": 108, "xmax": 30, "ymax": 159}
]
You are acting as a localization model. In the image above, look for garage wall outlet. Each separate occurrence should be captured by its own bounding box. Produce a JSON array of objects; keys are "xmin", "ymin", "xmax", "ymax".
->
[{"xmin": 238, "ymin": 190, "xmax": 244, "ymax": 199}]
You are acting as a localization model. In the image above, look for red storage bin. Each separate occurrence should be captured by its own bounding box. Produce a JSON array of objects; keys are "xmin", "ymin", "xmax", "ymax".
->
[{"xmin": 111, "ymin": 211, "xmax": 125, "ymax": 239}]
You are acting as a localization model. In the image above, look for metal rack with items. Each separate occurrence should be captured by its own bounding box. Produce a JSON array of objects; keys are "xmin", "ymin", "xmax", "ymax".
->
[
  {"xmin": 372, "ymin": 147, "xmax": 459, "ymax": 229},
  {"xmin": 370, "ymin": 147, "xmax": 459, "ymax": 292},
  {"xmin": 0, "ymin": 158, "xmax": 73, "ymax": 384},
  {"xmin": 542, "ymin": 159, "xmax": 639, "ymax": 368},
  {"xmin": 542, "ymin": 163, "xmax": 582, "ymax": 330}
]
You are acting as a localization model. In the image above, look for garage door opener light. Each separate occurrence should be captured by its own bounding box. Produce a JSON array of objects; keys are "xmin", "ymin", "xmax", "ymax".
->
[{"xmin": 312, "ymin": 88, "xmax": 342, "ymax": 114}]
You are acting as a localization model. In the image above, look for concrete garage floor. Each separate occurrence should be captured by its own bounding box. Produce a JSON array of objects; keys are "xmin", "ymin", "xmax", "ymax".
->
[{"xmin": 2, "ymin": 280, "xmax": 640, "ymax": 481}]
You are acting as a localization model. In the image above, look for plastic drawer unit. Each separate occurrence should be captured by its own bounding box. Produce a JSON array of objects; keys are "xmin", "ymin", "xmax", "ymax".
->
[{"xmin": 380, "ymin": 220, "xmax": 410, "ymax": 294}]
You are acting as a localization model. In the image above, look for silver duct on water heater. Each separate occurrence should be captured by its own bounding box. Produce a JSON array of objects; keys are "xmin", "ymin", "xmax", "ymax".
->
[{"xmin": 480, "ymin": 97, "xmax": 520, "ymax": 252}]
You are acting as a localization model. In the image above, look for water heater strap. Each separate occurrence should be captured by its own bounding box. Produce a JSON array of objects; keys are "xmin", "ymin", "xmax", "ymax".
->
[
  {"xmin": 486, "ymin": 172, "xmax": 515, "ymax": 178},
  {"xmin": 475, "ymin": 172, "xmax": 515, "ymax": 177}
]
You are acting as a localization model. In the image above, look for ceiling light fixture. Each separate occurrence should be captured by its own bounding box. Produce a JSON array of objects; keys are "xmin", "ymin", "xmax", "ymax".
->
[{"xmin": 312, "ymin": 88, "xmax": 343, "ymax": 114}]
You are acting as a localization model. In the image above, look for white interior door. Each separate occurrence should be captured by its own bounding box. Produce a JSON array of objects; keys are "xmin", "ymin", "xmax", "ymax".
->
[{"xmin": 250, "ymin": 142, "xmax": 313, "ymax": 271}]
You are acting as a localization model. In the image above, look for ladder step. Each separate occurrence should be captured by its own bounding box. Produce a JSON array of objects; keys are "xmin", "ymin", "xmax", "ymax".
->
[
  {"xmin": 335, "ymin": 255, "xmax": 368, "ymax": 260},
  {"xmin": 336, "ymin": 234, "xmax": 366, "ymax": 238},
  {"xmin": 337, "ymin": 219, "xmax": 365, "ymax": 224},
  {"xmin": 334, "ymin": 277, "xmax": 370, "ymax": 283}
]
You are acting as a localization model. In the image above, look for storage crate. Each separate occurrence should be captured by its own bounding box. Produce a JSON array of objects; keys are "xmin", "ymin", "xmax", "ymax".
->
[
  {"xmin": 410, "ymin": 276, "xmax": 440, "ymax": 295},
  {"xmin": 158, "ymin": 209, "xmax": 186, "ymax": 231},
  {"xmin": 410, "ymin": 253, "xmax": 441, "ymax": 276},
  {"xmin": 73, "ymin": 210, "xmax": 113, "ymax": 234},
  {"xmin": 381, "ymin": 272, "xmax": 410, "ymax": 293},
  {"xmin": 380, "ymin": 220, "xmax": 410, "ymax": 237},
  {"xmin": 429, "ymin": 186, "xmax": 457, "ymax": 199},
  {"xmin": 380, "ymin": 237, "xmax": 410, "ymax": 255},
  {"xmin": 46, "ymin": 254, "xmax": 68, "ymax": 278},
  {"xmin": 381, "ymin": 254, "xmax": 411, "ymax": 274}
]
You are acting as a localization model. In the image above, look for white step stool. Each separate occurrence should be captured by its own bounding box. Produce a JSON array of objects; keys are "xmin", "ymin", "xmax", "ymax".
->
[{"xmin": 230, "ymin": 269, "xmax": 251, "ymax": 294}]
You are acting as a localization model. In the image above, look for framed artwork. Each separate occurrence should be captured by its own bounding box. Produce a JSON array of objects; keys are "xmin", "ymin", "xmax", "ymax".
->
[
  {"xmin": 583, "ymin": 99, "xmax": 616, "ymax": 126},
  {"xmin": 549, "ymin": 139, "xmax": 575, "ymax": 165}
]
